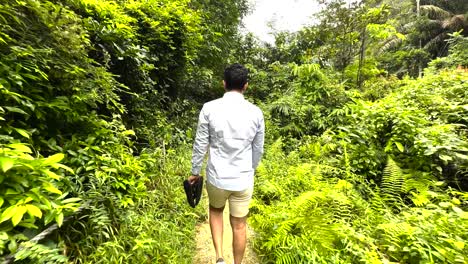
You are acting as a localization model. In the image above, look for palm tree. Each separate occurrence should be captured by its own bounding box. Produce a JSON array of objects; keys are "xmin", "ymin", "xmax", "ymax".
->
[
  {"xmin": 419, "ymin": 2, "xmax": 468, "ymax": 57},
  {"xmin": 378, "ymin": 0, "xmax": 467, "ymax": 76}
]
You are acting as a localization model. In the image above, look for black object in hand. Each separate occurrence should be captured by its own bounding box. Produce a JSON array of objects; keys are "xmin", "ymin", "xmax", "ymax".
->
[{"xmin": 183, "ymin": 177, "xmax": 203, "ymax": 208}]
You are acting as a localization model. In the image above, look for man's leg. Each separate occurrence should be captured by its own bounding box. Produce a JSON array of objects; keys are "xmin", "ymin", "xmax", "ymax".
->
[
  {"xmin": 230, "ymin": 215, "xmax": 247, "ymax": 264},
  {"xmin": 229, "ymin": 187, "xmax": 252, "ymax": 264},
  {"xmin": 209, "ymin": 205, "xmax": 225, "ymax": 261},
  {"xmin": 207, "ymin": 182, "xmax": 230, "ymax": 262}
]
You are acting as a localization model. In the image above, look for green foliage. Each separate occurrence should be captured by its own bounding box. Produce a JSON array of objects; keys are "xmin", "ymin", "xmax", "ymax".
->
[
  {"xmin": 14, "ymin": 241, "xmax": 68, "ymax": 264},
  {"xmin": 0, "ymin": 0, "xmax": 212, "ymax": 261},
  {"xmin": 369, "ymin": 0, "xmax": 468, "ymax": 76},
  {"xmin": 1, "ymin": 0, "xmax": 468, "ymax": 262},
  {"xmin": 245, "ymin": 62, "xmax": 294, "ymax": 102},
  {"xmin": 332, "ymin": 70, "xmax": 468, "ymax": 182},
  {"xmin": 178, "ymin": 0, "xmax": 250, "ymax": 104},
  {"xmin": 418, "ymin": 1, "xmax": 468, "ymax": 57},
  {"xmin": 381, "ymin": 157, "xmax": 405, "ymax": 205},
  {"xmin": 344, "ymin": 58, "xmax": 385, "ymax": 86},
  {"xmin": 69, "ymin": 147, "xmax": 205, "ymax": 263},
  {"xmin": 259, "ymin": 63, "xmax": 351, "ymax": 144},
  {"xmin": 60, "ymin": 0, "xmax": 206, "ymax": 146},
  {"xmin": 428, "ymin": 31, "xmax": 468, "ymax": 70},
  {"xmin": 247, "ymin": 26, "xmax": 468, "ymax": 262},
  {"xmin": 360, "ymin": 75, "xmax": 401, "ymax": 101},
  {"xmin": 0, "ymin": 142, "xmax": 79, "ymax": 258},
  {"xmin": 251, "ymin": 139, "xmax": 468, "ymax": 264}
]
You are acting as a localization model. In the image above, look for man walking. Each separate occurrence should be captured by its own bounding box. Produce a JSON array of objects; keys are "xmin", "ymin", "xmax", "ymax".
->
[{"xmin": 188, "ymin": 64, "xmax": 265, "ymax": 264}]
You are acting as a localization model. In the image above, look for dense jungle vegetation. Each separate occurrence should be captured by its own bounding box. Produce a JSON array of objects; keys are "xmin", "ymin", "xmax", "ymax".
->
[{"xmin": 0, "ymin": 0, "xmax": 467, "ymax": 263}]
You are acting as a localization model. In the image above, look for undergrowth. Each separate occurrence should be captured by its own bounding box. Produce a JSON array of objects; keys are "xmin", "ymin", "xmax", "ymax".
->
[
  {"xmin": 251, "ymin": 139, "xmax": 468, "ymax": 264},
  {"xmin": 250, "ymin": 70, "xmax": 468, "ymax": 264},
  {"xmin": 67, "ymin": 146, "xmax": 206, "ymax": 264}
]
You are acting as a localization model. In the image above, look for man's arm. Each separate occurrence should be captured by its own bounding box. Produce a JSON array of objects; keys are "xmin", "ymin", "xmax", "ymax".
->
[
  {"xmin": 252, "ymin": 113, "xmax": 265, "ymax": 169},
  {"xmin": 191, "ymin": 106, "xmax": 209, "ymax": 177}
]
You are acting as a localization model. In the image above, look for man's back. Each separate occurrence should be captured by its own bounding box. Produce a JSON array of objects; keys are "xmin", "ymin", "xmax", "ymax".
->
[{"xmin": 192, "ymin": 91, "xmax": 264, "ymax": 191}]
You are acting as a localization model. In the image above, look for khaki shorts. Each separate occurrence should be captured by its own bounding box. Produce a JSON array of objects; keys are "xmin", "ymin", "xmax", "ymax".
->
[{"xmin": 206, "ymin": 182, "xmax": 253, "ymax": 218}]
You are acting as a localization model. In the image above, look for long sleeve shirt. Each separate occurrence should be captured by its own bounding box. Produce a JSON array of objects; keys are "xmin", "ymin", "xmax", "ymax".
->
[{"xmin": 191, "ymin": 91, "xmax": 265, "ymax": 191}]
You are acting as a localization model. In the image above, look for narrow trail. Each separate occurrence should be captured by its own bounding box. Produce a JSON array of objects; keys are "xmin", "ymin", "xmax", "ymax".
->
[{"xmin": 193, "ymin": 203, "xmax": 260, "ymax": 264}]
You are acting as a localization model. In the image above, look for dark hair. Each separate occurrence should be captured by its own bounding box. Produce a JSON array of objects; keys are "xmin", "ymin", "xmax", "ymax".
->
[{"xmin": 224, "ymin": 63, "xmax": 248, "ymax": 91}]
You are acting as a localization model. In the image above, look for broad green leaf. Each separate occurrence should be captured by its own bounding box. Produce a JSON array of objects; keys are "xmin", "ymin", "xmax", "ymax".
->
[
  {"xmin": 0, "ymin": 206, "xmax": 16, "ymax": 223},
  {"xmin": 43, "ymin": 184, "xmax": 62, "ymax": 195},
  {"xmin": 435, "ymin": 181, "xmax": 445, "ymax": 186},
  {"xmin": 103, "ymin": 167, "xmax": 118, "ymax": 173},
  {"xmin": 394, "ymin": 142, "xmax": 404, "ymax": 152},
  {"xmin": 452, "ymin": 198, "xmax": 461, "ymax": 205},
  {"xmin": 0, "ymin": 157, "xmax": 14, "ymax": 172},
  {"xmin": 56, "ymin": 213, "xmax": 64, "ymax": 227},
  {"xmin": 453, "ymin": 241, "xmax": 465, "ymax": 250},
  {"xmin": 11, "ymin": 205, "xmax": 26, "ymax": 226},
  {"xmin": 439, "ymin": 155, "xmax": 452, "ymax": 161},
  {"xmin": 14, "ymin": 128, "xmax": 30, "ymax": 139},
  {"xmin": 18, "ymin": 222, "xmax": 38, "ymax": 229},
  {"xmin": 43, "ymin": 169, "xmax": 61, "ymax": 180},
  {"xmin": 61, "ymin": 198, "xmax": 82, "ymax": 204},
  {"xmin": 19, "ymin": 155, "xmax": 34, "ymax": 162},
  {"xmin": 7, "ymin": 143, "xmax": 32, "ymax": 153},
  {"xmin": 0, "ymin": 197, "xmax": 3, "ymax": 208},
  {"xmin": 439, "ymin": 202, "xmax": 451, "ymax": 208},
  {"xmin": 453, "ymin": 206, "xmax": 463, "ymax": 214},
  {"xmin": 4, "ymin": 106, "xmax": 28, "ymax": 115},
  {"xmin": 384, "ymin": 141, "xmax": 393, "ymax": 152},
  {"xmin": 122, "ymin": 130, "xmax": 135, "ymax": 136},
  {"xmin": 5, "ymin": 189, "xmax": 20, "ymax": 195},
  {"xmin": 454, "ymin": 152, "xmax": 468, "ymax": 160},
  {"xmin": 51, "ymin": 163, "xmax": 74, "ymax": 174},
  {"xmin": 424, "ymin": 148, "xmax": 436, "ymax": 155},
  {"xmin": 43, "ymin": 153, "xmax": 64, "ymax": 165},
  {"xmin": 8, "ymin": 239, "xmax": 17, "ymax": 253},
  {"xmin": 44, "ymin": 212, "xmax": 55, "ymax": 225},
  {"xmin": 25, "ymin": 204, "xmax": 42, "ymax": 218},
  {"xmin": 41, "ymin": 197, "xmax": 52, "ymax": 210}
]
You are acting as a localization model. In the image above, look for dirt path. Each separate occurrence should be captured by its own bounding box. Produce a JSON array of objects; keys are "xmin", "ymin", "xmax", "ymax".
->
[{"xmin": 193, "ymin": 203, "xmax": 259, "ymax": 264}]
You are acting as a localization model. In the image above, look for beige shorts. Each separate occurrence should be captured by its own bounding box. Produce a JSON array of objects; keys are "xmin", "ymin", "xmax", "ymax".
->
[{"xmin": 206, "ymin": 182, "xmax": 253, "ymax": 218}]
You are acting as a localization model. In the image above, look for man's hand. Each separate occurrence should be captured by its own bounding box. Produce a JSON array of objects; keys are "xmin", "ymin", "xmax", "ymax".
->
[{"xmin": 188, "ymin": 175, "xmax": 201, "ymax": 185}]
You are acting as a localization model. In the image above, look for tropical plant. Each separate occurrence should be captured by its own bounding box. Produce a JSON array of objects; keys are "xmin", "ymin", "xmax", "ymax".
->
[{"xmin": 419, "ymin": 1, "xmax": 468, "ymax": 56}]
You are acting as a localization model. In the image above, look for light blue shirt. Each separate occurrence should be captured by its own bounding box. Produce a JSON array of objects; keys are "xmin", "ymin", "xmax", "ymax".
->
[{"xmin": 191, "ymin": 91, "xmax": 265, "ymax": 191}]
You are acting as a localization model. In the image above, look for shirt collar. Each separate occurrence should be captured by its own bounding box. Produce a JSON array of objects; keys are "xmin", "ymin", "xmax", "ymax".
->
[{"xmin": 223, "ymin": 91, "xmax": 245, "ymax": 100}]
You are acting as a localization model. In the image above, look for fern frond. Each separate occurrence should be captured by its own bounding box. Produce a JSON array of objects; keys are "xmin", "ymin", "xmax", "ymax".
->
[
  {"xmin": 13, "ymin": 241, "xmax": 68, "ymax": 263},
  {"xmin": 420, "ymin": 5, "xmax": 452, "ymax": 19},
  {"xmin": 424, "ymin": 32, "xmax": 448, "ymax": 53},
  {"xmin": 400, "ymin": 21, "xmax": 417, "ymax": 33},
  {"xmin": 379, "ymin": 36, "xmax": 403, "ymax": 52},
  {"xmin": 404, "ymin": 172, "xmax": 435, "ymax": 193},
  {"xmin": 409, "ymin": 191, "xmax": 431, "ymax": 206},
  {"xmin": 381, "ymin": 157, "xmax": 405, "ymax": 206},
  {"xmin": 377, "ymin": 221, "xmax": 415, "ymax": 251},
  {"xmin": 275, "ymin": 248, "xmax": 301, "ymax": 264},
  {"xmin": 264, "ymin": 219, "xmax": 296, "ymax": 250}
]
